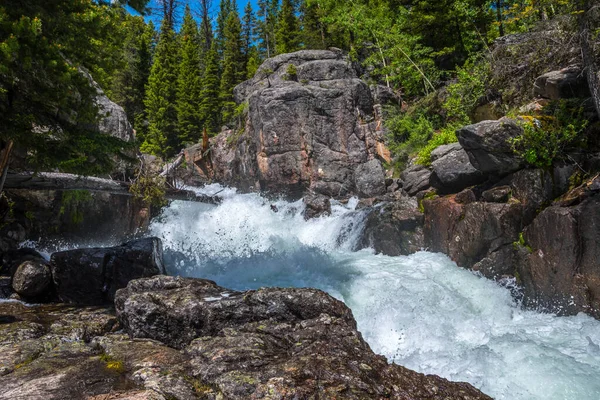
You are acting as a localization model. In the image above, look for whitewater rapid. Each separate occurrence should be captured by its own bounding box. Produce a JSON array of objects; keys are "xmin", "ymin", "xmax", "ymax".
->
[{"xmin": 142, "ymin": 185, "xmax": 600, "ymax": 399}]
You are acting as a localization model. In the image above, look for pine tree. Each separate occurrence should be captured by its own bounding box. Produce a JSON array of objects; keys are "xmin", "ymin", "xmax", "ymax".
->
[
  {"xmin": 200, "ymin": 41, "xmax": 222, "ymax": 135},
  {"xmin": 256, "ymin": 0, "xmax": 278, "ymax": 58},
  {"xmin": 276, "ymin": 0, "xmax": 300, "ymax": 54},
  {"xmin": 176, "ymin": 5, "xmax": 203, "ymax": 145},
  {"xmin": 246, "ymin": 46, "xmax": 261, "ymax": 79},
  {"xmin": 300, "ymin": 0, "xmax": 325, "ymax": 49},
  {"xmin": 220, "ymin": 10, "xmax": 245, "ymax": 124},
  {"xmin": 134, "ymin": 20, "xmax": 156, "ymax": 143},
  {"xmin": 198, "ymin": 0, "xmax": 213, "ymax": 57},
  {"xmin": 143, "ymin": 19, "xmax": 179, "ymax": 158},
  {"xmin": 242, "ymin": 1, "xmax": 257, "ymax": 71},
  {"xmin": 216, "ymin": 0, "xmax": 234, "ymax": 56},
  {"xmin": 111, "ymin": 16, "xmax": 151, "ymax": 131}
]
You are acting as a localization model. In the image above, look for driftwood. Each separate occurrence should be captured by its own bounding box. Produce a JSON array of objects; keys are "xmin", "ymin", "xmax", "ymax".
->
[
  {"xmin": 159, "ymin": 152, "xmax": 185, "ymax": 178},
  {"xmin": 4, "ymin": 172, "xmax": 222, "ymax": 205}
]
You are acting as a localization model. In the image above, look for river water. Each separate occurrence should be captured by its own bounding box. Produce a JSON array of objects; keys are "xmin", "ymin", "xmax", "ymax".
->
[{"xmin": 77, "ymin": 185, "xmax": 600, "ymax": 398}]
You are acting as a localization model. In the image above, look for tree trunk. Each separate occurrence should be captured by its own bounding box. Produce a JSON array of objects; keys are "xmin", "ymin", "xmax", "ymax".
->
[
  {"xmin": 496, "ymin": 0, "xmax": 504, "ymax": 37},
  {"xmin": 579, "ymin": 0, "xmax": 600, "ymax": 120},
  {"xmin": 0, "ymin": 141, "xmax": 14, "ymax": 194}
]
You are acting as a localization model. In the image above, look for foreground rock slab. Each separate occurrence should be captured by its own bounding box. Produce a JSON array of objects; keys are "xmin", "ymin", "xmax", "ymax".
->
[{"xmin": 115, "ymin": 275, "xmax": 491, "ymax": 399}]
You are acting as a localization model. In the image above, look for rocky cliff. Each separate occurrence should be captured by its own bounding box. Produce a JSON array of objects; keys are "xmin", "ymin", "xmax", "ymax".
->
[{"xmin": 188, "ymin": 50, "xmax": 395, "ymax": 198}]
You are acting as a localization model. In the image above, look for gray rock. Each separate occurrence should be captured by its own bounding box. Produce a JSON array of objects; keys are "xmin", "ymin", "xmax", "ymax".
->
[
  {"xmin": 302, "ymin": 192, "xmax": 331, "ymax": 219},
  {"xmin": 206, "ymin": 50, "xmax": 389, "ymax": 198},
  {"xmin": 430, "ymin": 142, "xmax": 462, "ymax": 162},
  {"xmin": 115, "ymin": 275, "xmax": 354, "ymax": 350},
  {"xmin": 533, "ymin": 66, "xmax": 590, "ymax": 100},
  {"xmin": 357, "ymin": 197, "xmax": 424, "ymax": 256},
  {"xmin": 482, "ymin": 185, "xmax": 512, "ymax": 203},
  {"xmin": 455, "ymin": 188, "xmax": 477, "ymax": 204},
  {"xmin": 354, "ymin": 159, "xmax": 386, "ymax": 198},
  {"xmin": 80, "ymin": 68, "xmax": 134, "ymax": 142},
  {"xmin": 51, "ymin": 237, "xmax": 165, "ymax": 305},
  {"xmin": 458, "ymin": 117, "xmax": 525, "ymax": 176},
  {"xmin": 430, "ymin": 146, "xmax": 486, "ymax": 194},
  {"xmin": 401, "ymin": 164, "xmax": 432, "ymax": 196},
  {"xmin": 12, "ymin": 261, "xmax": 51, "ymax": 298}
]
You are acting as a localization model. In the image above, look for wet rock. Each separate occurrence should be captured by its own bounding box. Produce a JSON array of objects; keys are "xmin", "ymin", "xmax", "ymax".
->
[
  {"xmin": 51, "ymin": 238, "xmax": 165, "ymax": 305},
  {"xmin": 0, "ymin": 247, "xmax": 45, "ymax": 277},
  {"xmin": 458, "ymin": 117, "xmax": 525, "ymax": 176},
  {"xmin": 115, "ymin": 276, "xmax": 490, "ymax": 399},
  {"xmin": 482, "ymin": 185, "xmax": 512, "ymax": 203},
  {"xmin": 430, "ymin": 145, "xmax": 486, "ymax": 194},
  {"xmin": 424, "ymin": 196, "xmax": 524, "ymax": 272},
  {"xmin": 518, "ymin": 193, "xmax": 600, "ymax": 317},
  {"xmin": 302, "ymin": 192, "xmax": 331, "ymax": 219},
  {"xmin": 354, "ymin": 159, "xmax": 386, "ymax": 198},
  {"xmin": 115, "ymin": 276, "xmax": 354, "ymax": 349},
  {"xmin": 357, "ymin": 197, "xmax": 424, "ymax": 256},
  {"xmin": 12, "ymin": 260, "xmax": 52, "ymax": 298},
  {"xmin": 401, "ymin": 164, "xmax": 432, "ymax": 196},
  {"xmin": 533, "ymin": 66, "xmax": 591, "ymax": 100}
]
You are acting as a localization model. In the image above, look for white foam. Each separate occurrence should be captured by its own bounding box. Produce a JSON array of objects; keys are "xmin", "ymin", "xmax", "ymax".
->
[{"xmin": 148, "ymin": 185, "xmax": 600, "ymax": 400}]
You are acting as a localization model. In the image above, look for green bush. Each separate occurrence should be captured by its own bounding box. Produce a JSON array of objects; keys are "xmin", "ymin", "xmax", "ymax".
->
[
  {"xmin": 416, "ymin": 125, "xmax": 459, "ymax": 166},
  {"xmin": 510, "ymin": 100, "xmax": 588, "ymax": 168}
]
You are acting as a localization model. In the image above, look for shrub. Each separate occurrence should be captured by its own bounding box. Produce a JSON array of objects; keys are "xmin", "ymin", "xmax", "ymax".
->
[
  {"xmin": 416, "ymin": 125, "xmax": 460, "ymax": 166},
  {"xmin": 510, "ymin": 100, "xmax": 588, "ymax": 168}
]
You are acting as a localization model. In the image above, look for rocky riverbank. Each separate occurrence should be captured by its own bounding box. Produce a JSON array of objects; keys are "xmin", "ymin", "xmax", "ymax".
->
[
  {"xmin": 180, "ymin": 49, "xmax": 600, "ymax": 320},
  {"xmin": 0, "ymin": 238, "xmax": 491, "ymax": 399}
]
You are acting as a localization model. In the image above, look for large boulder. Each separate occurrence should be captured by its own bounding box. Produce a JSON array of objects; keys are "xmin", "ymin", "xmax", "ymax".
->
[
  {"xmin": 430, "ymin": 143, "xmax": 487, "ymax": 194},
  {"xmin": 51, "ymin": 237, "xmax": 165, "ymax": 305},
  {"xmin": 0, "ymin": 282, "xmax": 491, "ymax": 400},
  {"xmin": 423, "ymin": 196, "xmax": 524, "ymax": 275},
  {"xmin": 354, "ymin": 158, "xmax": 386, "ymax": 197},
  {"xmin": 206, "ymin": 50, "xmax": 390, "ymax": 198},
  {"xmin": 401, "ymin": 164, "xmax": 432, "ymax": 196},
  {"xmin": 518, "ymin": 184, "xmax": 600, "ymax": 317},
  {"xmin": 357, "ymin": 197, "xmax": 424, "ymax": 256},
  {"xmin": 12, "ymin": 260, "xmax": 52, "ymax": 299},
  {"xmin": 115, "ymin": 275, "xmax": 491, "ymax": 399},
  {"xmin": 457, "ymin": 117, "xmax": 525, "ymax": 176},
  {"xmin": 533, "ymin": 66, "xmax": 591, "ymax": 100}
]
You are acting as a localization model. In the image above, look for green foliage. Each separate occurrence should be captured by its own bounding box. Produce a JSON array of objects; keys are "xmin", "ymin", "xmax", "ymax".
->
[
  {"xmin": 416, "ymin": 125, "xmax": 460, "ymax": 166},
  {"xmin": 385, "ymin": 111, "xmax": 434, "ymax": 168},
  {"xmin": 220, "ymin": 10, "xmax": 245, "ymax": 124},
  {"xmin": 143, "ymin": 19, "xmax": 179, "ymax": 158},
  {"xmin": 0, "ymin": 0, "xmax": 146, "ymax": 175},
  {"xmin": 513, "ymin": 232, "xmax": 533, "ymax": 252},
  {"xmin": 284, "ymin": 64, "xmax": 298, "ymax": 81},
  {"xmin": 59, "ymin": 190, "xmax": 93, "ymax": 225},
  {"xmin": 443, "ymin": 56, "xmax": 490, "ymax": 124},
  {"xmin": 510, "ymin": 100, "xmax": 589, "ymax": 168},
  {"xmin": 276, "ymin": 0, "xmax": 301, "ymax": 54},
  {"xmin": 129, "ymin": 173, "xmax": 167, "ymax": 207},
  {"xmin": 200, "ymin": 41, "xmax": 222, "ymax": 135},
  {"xmin": 176, "ymin": 6, "xmax": 203, "ymax": 146}
]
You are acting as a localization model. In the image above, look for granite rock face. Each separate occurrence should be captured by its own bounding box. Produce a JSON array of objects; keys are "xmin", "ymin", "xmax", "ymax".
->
[{"xmin": 205, "ymin": 50, "xmax": 392, "ymax": 198}]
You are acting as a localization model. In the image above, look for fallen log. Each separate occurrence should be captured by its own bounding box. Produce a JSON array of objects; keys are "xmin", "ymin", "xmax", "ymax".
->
[{"xmin": 4, "ymin": 172, "xmax": 221, "ymax": 205}]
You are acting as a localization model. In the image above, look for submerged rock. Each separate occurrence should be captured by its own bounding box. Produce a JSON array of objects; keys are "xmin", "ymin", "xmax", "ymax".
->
[
  {"xmin": 51, "ymin": 237, "xmax": 165, "ymax": 305},
  {"xmin": 302, "ymin": 192, "xmax": 331, "ymax": 219}
]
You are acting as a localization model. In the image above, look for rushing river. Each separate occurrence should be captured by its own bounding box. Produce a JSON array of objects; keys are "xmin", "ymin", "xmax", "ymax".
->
[{"xmin": 143, "ymin": 185, "xmax": 600, "ymax": 400}]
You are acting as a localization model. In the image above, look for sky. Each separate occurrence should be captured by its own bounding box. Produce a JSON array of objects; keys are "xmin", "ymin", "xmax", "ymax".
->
[{"xmin": 132, "ymin": 0, "xmax": 259, "ymax": 29}]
